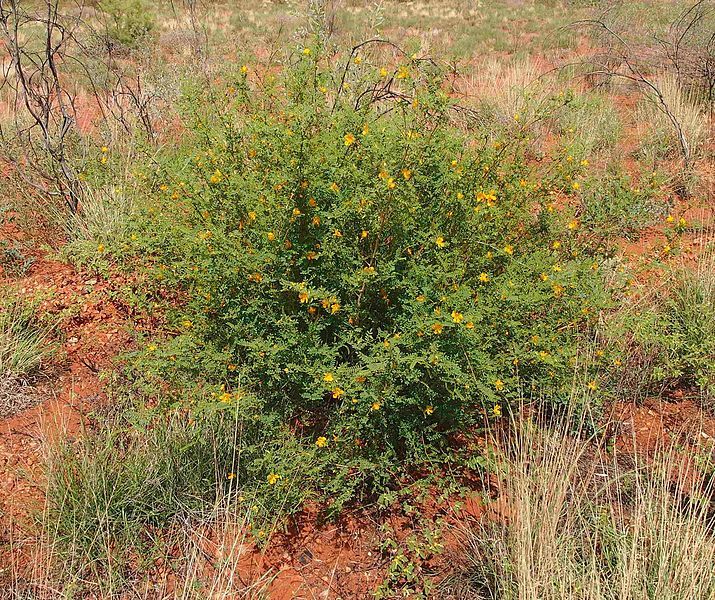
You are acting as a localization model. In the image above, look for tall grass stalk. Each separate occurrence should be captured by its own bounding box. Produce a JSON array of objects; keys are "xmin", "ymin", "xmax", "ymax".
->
[{"xmin": 441, "ymin": 404, "xmax": 715, "ymax": 599}]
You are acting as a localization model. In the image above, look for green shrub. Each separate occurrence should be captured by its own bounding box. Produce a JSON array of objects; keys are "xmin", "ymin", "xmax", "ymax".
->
[
  {"xmin": 558, "ymin": 92, "xmax": 622, "ymax": 156},
  {"xmin": 579, "ymin": 168, "xmax": 669, "ymax": 239},
  {"xmin": 604, "ymin": 259, "xmax": 715, "ymax": 404},
  {"xmin": 117, "ymin": 48, "xmax": 611, "ymax": 507},
  {"xmin": 99, "ymin": 0, "xmax": 155, "ymax": 50}
]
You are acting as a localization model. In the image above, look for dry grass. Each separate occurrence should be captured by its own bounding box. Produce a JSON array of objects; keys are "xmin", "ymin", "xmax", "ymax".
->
[
  {"xmin": 637, "ymin": 74, "xmax": 709, "ymax": 163},
  {"xmin": 440, "ymin": 409, "xmax": 715, "ymax": 600},
  {"xmin": 69, "ymin": 186, "xmax": 134, "ymax": 243},
  {"xmin": 0, "ymin": 296, "xmax": 50, "ymax": 380},
  {"xmin": 468, "ymin": 58, "xmax": 544, "ymax": 123},
  {"xmin": 9, "ymin": 502, "xmax": 273, "ymax": 599}
]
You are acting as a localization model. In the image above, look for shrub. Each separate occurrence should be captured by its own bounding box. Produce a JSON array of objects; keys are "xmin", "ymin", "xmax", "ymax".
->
[
  {"xmin": 579, "ymin": 168, "xmax": 669, "ymax": 239},
  {"xmin": 557, "ymin": 92, "xmax": 622, "ymax": 157},
  {"xmin": 98, "ymin": 0, "xmax": 155, "ymax": 50},
  {"xmin": 604, "ymin": 256, "xmax": 715, "ymax": 405},
  {"xmin": 119, "ymin": 48, "xmax": 611, "ymax": 506}
]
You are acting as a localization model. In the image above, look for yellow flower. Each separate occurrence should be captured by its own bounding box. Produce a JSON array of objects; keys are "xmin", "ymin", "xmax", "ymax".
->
[
  {"xmin": 299, "ymin": 291, "xmax": 310, "ymax": 303},
  {"xmin": 315, "ymin": 436, "xmax": 328, "ymax": 448},
  {"xmin": 323, "ymin": 372, "xmax": 334, "ymax": 382},
  {"xmin": 416, "ymin": 294, "xmax": 426, "ymax": 302},
  {"xmin": 451, "ymin": 310, "xmax": 464, "ymax": 323},
  {"xmin": 361, "ymin": 230, "xmax": 369, "ymax": 238},
  {"xmin": 678, "ymin": 217, "xmax": 687, "ymax": 228},
  {"xmin": 431, "ymin": 323, "xmax": 444, "ymax": 335},
  {"xmin": 248, "ymin": 273, "xmax": 263, "ymax": 283},
  {"xmin": 402, "ymin": 169, "xmax": 412, "ymax": 180},
  {"xmin": 424, "ymin": 405, "xmax": 434, "ymax": 415},
  {"xmin": 572, "ymin": 181, "xmax": 580, "ymax": 191},
  {"xmin": 101, "ymin": 146, "xmax": 108, "ymax": 153},
  {"xmin": 386, "ymin": 177, "xmax": 396, "ymax": 190},
  {"xmin": 504, "ymin": 244, "xmax": 514, "ymax": 255},
  {"xmin": 494, "ymin": 379, "xmax": 504, "ymax": 391},
  {"xmin": 552, "ymin": 240, "xmax": 561, "ymax": 250},
  {"xmin": 306, "ymin": 251, "xmax": 317, "ymax": 260},
  {"xmin": 219, "ymin": 392, "xmax": 231, "ymax": 403},
  {"xmin": 553, "ymin": 284, "xmax": 565, "ymax": 297},
  {"xmin": 666, "ymin": 214, "xmax": 675, "ymax": 223},
  {"xmin": 240, "ymin": 65, "xmax": 248, "ymax": 74},
  {"xmin": 209, "ymin": 169, "xmax": 223, "ymax": 184},
  {"xmin": 334, "ymin": 229, "xmax": 343, "ymax": 238},
  {"xmin": 247, "ymin": 211, "xmax": 257, "ymax": 221},
  {"xmin": 302, "ymin": 48, "xmax": 311, "ymax": 56},
  {"xmin": 330, "ymin": 182, "xmax": 340, "ymax": 193},
  {"xmin": 292, "ymin": 207, "xmax": 302, "ymax": 217},
  {"xmin": 344, "ymin": 133, "xmax": 356, "ymax": 146},
  {"xmin": 228, "ymin": 364, "xmax": 237, "ymax": 371},
  {"xmin": 267, "ymin": 231, "xmax": 276, "ymax": 241},
  {"xmin": 267, "ymin": 472, "xmax": 281, "ymax": 485},
  {"xmin": 567, "ymin": 219, "xmax": 580, "ymax": 231},
  {"xmin": 308, "ymin": 197, "xmax": 317, "ymax": 207},
  {"xmin": 379, "ymin": 67, "xmax": 388, "ymax": 77},
  {"xmin": 147, "ymin": 344, "xmax": 157, "ymax": 352},
  {"xmin": 396, "ymin": 65, "xmax": 409, "ymax": 79},
  {"xmin": 539, "ymin": 272, "xmax": 549, "ymax": 282},
  {"xmin": 587, "ymin": 380, "xmax": 597, "ymax": 391},
  {"xmin": 182, "ymin": 319, "xmax": 193, "ymax": 329},
  {"xmin": 492, "ymin": 404, "xmax": 502, "ymax": 417},
  {"xmin": 371, "ymin": 401, "xmax": 381, "ymax": 411},
  {"xmin": 580, "ymin": 159, "xmax": 589, "ymax": 167},
  {"xmin": 332, "ymin": 387, "xmax": 345, "ymax": 399},
  {"xmin": 479, "ymin": 272, "xmax": 490, "ymax": 283},
  {"xmin": 97, "ymin": 243, "xmax": 105, "ymax": 254},
  {"xmin": 436, "ymin": 236, "xmax": 446, "ymax": 248},
  {"xmin": 465, "ymin": 321, "xmax": 474, "ymax": 329},
  {"xmin": 330, "ymin": 302, "xmax": 340, "ymax": 314},
  {"xmin": 354, "ymin": 55, "xmax": 362, "ymax": 65},
  {"xmin": 312, "ymin": 216, "xmax": 321, "ymax": 226}
]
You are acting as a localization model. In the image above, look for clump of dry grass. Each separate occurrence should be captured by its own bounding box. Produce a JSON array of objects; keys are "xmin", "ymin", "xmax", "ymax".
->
[
  {"xmin": 637, "ymin": 74, "xmax": 709, "ymax": 164},
  {"xmin": 10, "ymin": 502, "xmax": 273, "ymax": 599},
  {"xmin": 440, "ymin": 408, "xmax": 715, "ymax": 600},
  {"xmin": 0, "ymin": 376, "xmax": 39, "ymax": 419},
  {"xmin": 469, "ymin": 58, "xmax": 544, "ymax": 124},
  {"xmin": 67, "ymin": 185, "xmax": 135, "ymax": 247},
  {"xmin": 0, "ymin": 295, "xmax": 51, "ymax": 377},
  {"xmin": 0, "ymin": 294, "xmax": 52, "ymax": 417}
]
